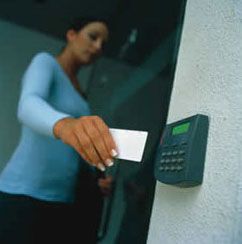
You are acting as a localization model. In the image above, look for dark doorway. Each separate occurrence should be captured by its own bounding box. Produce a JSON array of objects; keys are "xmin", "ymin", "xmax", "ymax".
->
[{"xmin": 86, "ymin": 0, "xmax": 187, "ymax": 243}]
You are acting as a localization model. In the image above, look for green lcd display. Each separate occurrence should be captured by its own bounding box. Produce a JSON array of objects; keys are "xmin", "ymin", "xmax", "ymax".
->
[{"xmin": 172, "ymin": 122, "xmax": 190, "ymax": 135}]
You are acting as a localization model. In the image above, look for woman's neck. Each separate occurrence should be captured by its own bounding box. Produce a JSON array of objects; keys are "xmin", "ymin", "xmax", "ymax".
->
[
  {"xmin": 56, "ymin": 50, "xmax": 81, "ymax": 81},
  {"xmin": 56, "ymin": 50, "xmax": 86, "ymax": 98}
]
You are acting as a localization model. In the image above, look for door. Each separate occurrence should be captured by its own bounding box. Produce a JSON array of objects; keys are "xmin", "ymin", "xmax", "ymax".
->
[{"xmin": 86, "ymin": 0, "xmax": 187, "ymax": 243}]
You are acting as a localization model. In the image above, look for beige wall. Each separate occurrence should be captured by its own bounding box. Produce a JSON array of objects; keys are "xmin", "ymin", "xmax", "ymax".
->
[{"xmin": 147, "ymin": 0, "xmax": 242, "ymax": 243}]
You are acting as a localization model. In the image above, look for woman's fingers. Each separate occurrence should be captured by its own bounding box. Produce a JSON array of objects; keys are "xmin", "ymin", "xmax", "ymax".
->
[
  {"xmin": 54, "ymin": 116, "xmax": 118, "ymax": 171},
  {"xmin": 74, "ymin": 127, "xmax": 106, "ymax": 171},
  {"xmin": 82, "ymin": 118, "xmax": 112, "ymax": 166},
  {"xmin": 79, "ymin": 116, "xmax": 117, "ymax": 167},
  {"xmin": 72, "ymin": 134, "xmax": 92, "ymax": 163},
  {"xmin": 92, "ymin": 116, "xmax": 117, "ymax": 155}
]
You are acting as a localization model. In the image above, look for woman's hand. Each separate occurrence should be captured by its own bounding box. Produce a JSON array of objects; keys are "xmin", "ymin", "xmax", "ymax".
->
[{"xmin": 54, "ymin": 116, "xmax": 118, "ymax": 171}]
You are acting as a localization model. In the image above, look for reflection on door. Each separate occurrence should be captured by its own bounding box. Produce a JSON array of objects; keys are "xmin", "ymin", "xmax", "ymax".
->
[{"xmin": 87, "ymin": 0, "xmax": 187, "ymax": 243}]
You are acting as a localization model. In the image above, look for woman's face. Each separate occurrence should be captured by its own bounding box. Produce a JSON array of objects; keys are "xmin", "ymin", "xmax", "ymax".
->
[{"xmin": 67, "ymin": 21, "xmax": 109, "ymax": 64}]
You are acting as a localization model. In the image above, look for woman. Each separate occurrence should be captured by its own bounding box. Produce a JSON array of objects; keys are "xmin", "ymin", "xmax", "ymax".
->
[{"xmin": 0, "ymin": 17, "xmax": 117, "ymax": 244}]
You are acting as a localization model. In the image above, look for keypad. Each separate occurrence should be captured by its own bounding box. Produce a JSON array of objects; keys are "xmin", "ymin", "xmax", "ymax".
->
[{"xmin": 159, "ymin": 145, "xmax": 186, "ymax": 172}]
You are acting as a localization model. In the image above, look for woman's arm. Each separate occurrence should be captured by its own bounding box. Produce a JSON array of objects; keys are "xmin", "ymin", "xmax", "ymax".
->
[
  {"xmin": 17, "ymin": 53, "xmax": 71, "ymax": 137},
  {"xmin": 18, "ymin": 53, "xmax": 118, "ymax": 170}
]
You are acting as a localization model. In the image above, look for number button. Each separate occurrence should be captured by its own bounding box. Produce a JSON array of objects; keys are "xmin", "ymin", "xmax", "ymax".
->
[
  {"xmin": 177, "ymin": 158, "xmax": 184, "ymax": 163},
  {"xmin": 177, "ymin": 165, "xmax": 184, "ymax": 171},
  {"xmin": 166, "ymin": 151, "xmax": 172, "ymax": 156},
  {"xmin": 172, "ymin": 151, "xmax": 178, "ymax": 155},
  {"xmin": 170, "ymin": 166, "xmax": 176, "ymax": 171},
  {"xmin": 171, "ymin": 158, "xmax": 177, "ymax": 163},
  {"xmin": 178, "ymin": 150, "xmax": 185, "ymax": 155}
]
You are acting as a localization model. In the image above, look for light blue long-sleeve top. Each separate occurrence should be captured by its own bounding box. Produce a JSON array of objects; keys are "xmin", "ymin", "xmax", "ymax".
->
[{"xmin": 0, "ymin": 52, "xmax": 91, "ymax": 203}]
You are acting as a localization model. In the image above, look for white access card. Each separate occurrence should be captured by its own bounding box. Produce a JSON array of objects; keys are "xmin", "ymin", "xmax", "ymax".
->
[{"xmin": 110, "ymin": 128, "xmax": 148, "ymax": 162}]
